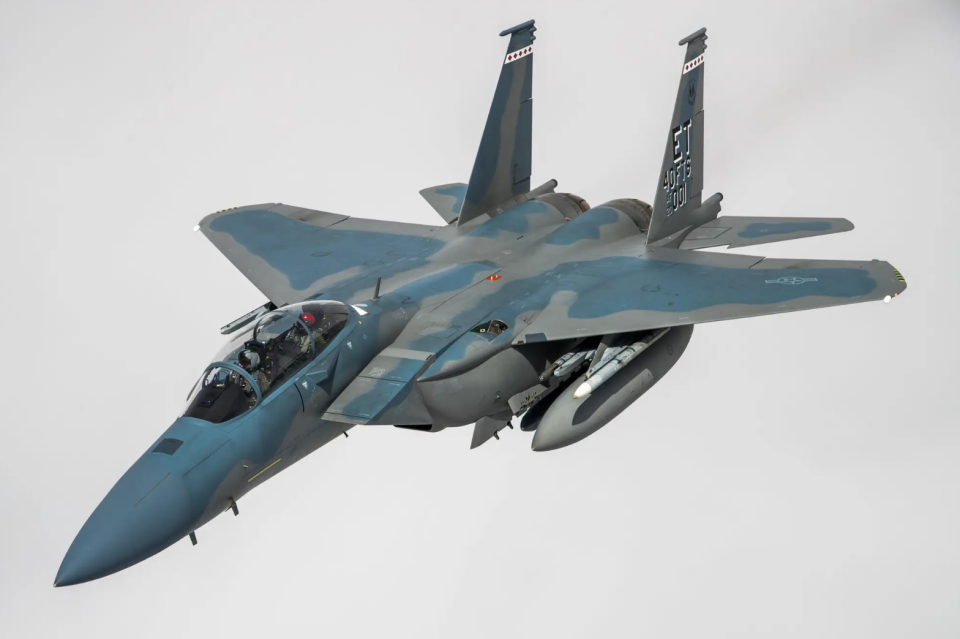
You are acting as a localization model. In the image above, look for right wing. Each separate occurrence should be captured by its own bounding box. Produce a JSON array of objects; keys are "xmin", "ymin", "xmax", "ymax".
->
[
  {"xmin": 680, "ymin": 216, "xmax": 854, "ymax": 249},
  {"xmin": 199, "ymin": 203, "xmax": 442, "ymax": 306},
  {"xmin": 514, "ymin": 247, "xmax": 906, "ymax": 343}
]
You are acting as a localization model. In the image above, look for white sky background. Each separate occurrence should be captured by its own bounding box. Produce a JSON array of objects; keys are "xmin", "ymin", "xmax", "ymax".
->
[{"xmin": 1, "ymin": 0, "xmax": 958, "ymax": 636}]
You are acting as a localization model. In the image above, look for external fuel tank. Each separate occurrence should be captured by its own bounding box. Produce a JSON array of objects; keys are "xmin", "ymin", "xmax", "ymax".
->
[{"xmin": 531, "ymin": 325, "xmax": 694, "ymax": 451}]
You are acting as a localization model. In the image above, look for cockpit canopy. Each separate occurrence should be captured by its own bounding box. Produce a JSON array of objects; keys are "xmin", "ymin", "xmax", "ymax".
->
[{"xmin": 183, "ymin": 301, "xmax": 351, "ymax": 424}]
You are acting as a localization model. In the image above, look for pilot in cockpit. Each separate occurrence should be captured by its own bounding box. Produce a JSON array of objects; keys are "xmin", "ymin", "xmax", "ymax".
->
[
  {"xmin": 238, "ymin": 348, "xmax": 271, "ymax": 394},
  {"xmin": 298, "ymin": 312, "xmax": 316, "ymax": 353}
]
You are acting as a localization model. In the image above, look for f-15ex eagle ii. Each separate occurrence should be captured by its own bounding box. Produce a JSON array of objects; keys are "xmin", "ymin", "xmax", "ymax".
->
[{"xmin": 56, "ymin": 21, "xmax": 906, "ymax": 586}]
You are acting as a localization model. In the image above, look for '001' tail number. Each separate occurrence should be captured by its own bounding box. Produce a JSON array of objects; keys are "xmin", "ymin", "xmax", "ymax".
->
[{"xmin": 663, "ymin": 118, "xmax": 693, "ymax": 215}]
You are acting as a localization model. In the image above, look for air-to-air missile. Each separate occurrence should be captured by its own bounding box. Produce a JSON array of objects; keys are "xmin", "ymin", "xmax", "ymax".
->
[
  {"xmin": 530, "ymin": 326, "xmax": 694, "ymax": 452},
  {"xmin": 556, "ymin": 350, "xmax": 595, "ymax": 377},
  {"xmin": 539, "ymin": 349, "xmax": 595, "ymax": 381},
  {"xmin": 574, "ymin": 329, "xmax": 671, "ymax": 399}
]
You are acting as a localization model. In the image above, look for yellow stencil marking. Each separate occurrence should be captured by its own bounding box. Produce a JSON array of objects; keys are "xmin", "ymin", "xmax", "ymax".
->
[{"xmin": 247, "ymin": 458, "xmax": 282, "ymax": 483}]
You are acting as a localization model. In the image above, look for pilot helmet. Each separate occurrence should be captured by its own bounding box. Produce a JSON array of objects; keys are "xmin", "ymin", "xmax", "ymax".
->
[
  {"xmin": 300, "ymin": 312, "xmax": 316, "ymax": 328},
  {"xmin": 238, "ymin": 349, "xmax": 261, "ymax": 371}
]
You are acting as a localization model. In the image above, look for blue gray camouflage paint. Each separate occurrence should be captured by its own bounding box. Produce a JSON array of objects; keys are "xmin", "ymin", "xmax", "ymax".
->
[
  {"xmin": 679, "ymin": 216, "xmax": 855, "ymax": 249},
  {"xmin": 739, "ymin": 220, "xmax": 833, "ymax": 238},
  {"xmin": 57, "ymin": 23, "xmax": 907, "ymax": 587}
]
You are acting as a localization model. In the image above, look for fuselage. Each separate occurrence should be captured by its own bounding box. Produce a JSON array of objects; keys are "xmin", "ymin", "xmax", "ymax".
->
[
  {"xmin": 55, "ymin": 20, "xmax": 907, "ymax": 588},
  {"xmin": 55, "ymin": 195, "xmax": 662, "ymax": 586}
]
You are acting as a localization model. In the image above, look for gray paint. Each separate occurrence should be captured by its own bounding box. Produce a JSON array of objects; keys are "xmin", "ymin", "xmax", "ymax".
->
[
  {"xmin": 648, "ymin": 30, "xmax": 708, "ymax": 244},
  {"xmin": 532, "ymin": 325, "xmax": 694, "ymax": 451},
  {"xmin": 679, "ymin": 216, "xmax": 855, "ymax": 249},
  {"xmin": 55, "ymin": 22, "xmax": 908, "ymax": 590},
  {"xmin": 459, "ymin": 21, "xmax": 536, "ymax": 225}
]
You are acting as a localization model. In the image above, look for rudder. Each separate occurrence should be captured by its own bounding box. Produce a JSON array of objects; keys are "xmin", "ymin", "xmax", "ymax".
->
[
  {"xmin": 647, "ymin": 28, "xmax": 709, "ymax": 244},
  {"xmin": 458, "ymin": 20, "xmax": 536, "ymax": 226}
]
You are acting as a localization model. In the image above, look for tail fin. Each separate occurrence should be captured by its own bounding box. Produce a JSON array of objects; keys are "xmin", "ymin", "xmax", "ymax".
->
[
  {"xmin": 647, "ymin": 28, "xmax": 710, "ymax": 244},
  {"xmin": 458, "ymin": 19, "xmax": 536, "ymax": 226}
]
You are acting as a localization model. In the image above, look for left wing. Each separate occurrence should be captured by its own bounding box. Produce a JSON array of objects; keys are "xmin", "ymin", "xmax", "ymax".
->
[
  {"xmin": 199, "ymin": 203, "xmax": 442, "ymax": 306},
  {"xmin": 680, "ymin": 216, "xmax": 854, "ymax": 249},
  {"xmin": 514, "ymin": 247, "xmax": 906, "ymax": 343}
]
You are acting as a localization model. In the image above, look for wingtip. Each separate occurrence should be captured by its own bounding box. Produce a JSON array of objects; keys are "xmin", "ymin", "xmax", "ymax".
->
[
  {"xmin": 891, "ymin": 265, "xmax": 907, "ymax": 294},
  {"xmin": 876, "ymin": 261, "xmax": 907, "ymax": 299}
]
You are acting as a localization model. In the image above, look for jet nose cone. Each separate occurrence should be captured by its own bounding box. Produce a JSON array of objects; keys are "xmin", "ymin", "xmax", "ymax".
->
[{"xmin": 55, "ymin": 454, "xmax": 193, "ymax": 587}]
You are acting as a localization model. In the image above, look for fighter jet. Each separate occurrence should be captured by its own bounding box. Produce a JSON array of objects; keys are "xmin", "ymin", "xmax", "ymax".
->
[{"xmin": 55, "ymin": 21, "xmax": 906, "ymax": 586}]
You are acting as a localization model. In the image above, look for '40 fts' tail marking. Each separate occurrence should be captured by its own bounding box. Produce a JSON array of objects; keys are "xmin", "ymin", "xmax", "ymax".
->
[{"xmin": 662, "ymin": 118, "xmax": 693, "ymax": 216}]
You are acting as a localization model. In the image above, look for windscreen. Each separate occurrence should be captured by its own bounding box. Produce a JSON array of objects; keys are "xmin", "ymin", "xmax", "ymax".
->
[
  {"xmin": 183, "ymin": 365, "xmax": 258, "ymax": 424},
  {"xmin": 182, "ymin": 301, "xmax": 352, "ymax": 423}
]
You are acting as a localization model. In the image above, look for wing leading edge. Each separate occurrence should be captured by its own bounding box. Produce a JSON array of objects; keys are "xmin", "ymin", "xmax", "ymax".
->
[
  {"xmin": 514, "ymin": 247, "xmax": 906, "ymax": 343},
  {"xmin": 198, "ymin": 203, "xmax": 442, "ymax": 307}
]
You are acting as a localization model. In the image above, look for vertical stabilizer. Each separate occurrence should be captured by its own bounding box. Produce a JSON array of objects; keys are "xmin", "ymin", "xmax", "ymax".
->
[
  {"xmin": 647, "ymin": 28, "xmax": 709, "ymax": 244},
  {"xmin": 458, "ymin": 20, "xmax": 536, "ymax": 226}
]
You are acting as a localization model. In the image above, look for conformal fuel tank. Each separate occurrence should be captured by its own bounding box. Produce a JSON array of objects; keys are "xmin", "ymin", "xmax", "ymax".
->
[{"xmin": 531, "ymin": 324, "xmax": 694, "ymax": 451}]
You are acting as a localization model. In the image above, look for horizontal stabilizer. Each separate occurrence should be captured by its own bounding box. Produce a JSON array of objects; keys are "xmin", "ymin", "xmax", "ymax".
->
[
  {"xmin": 419, "ymin": 183, "xmax": 467, "ymax": 223},
  {"xmin": 680, "ymin": 216, "xmax": 854, "ymax": 249}
]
